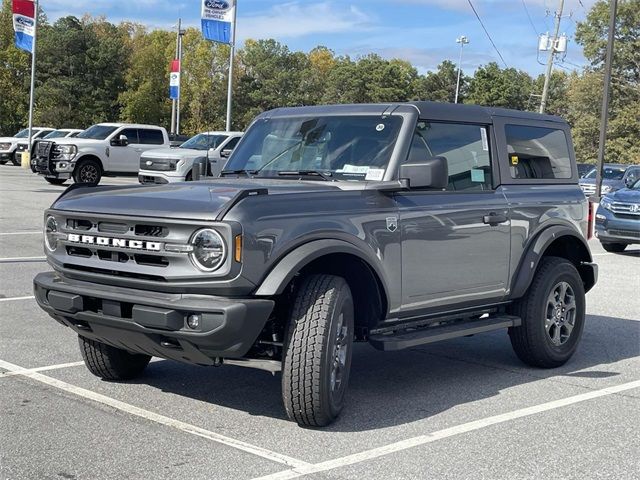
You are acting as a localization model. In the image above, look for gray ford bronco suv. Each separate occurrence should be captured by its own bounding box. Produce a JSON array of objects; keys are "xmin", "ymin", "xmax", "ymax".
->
[{"xmin": 34, "ymin": 102, "xmax": 597, "ymax": 427}]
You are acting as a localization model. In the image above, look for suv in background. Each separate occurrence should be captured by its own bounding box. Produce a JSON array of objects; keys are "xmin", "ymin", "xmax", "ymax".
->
[
  {"xmin": 33, "ymin": 123, "xmax": 169, "ymax": 185},
  {"xmin": 0, "ymin": 128, "xmax": 54, "ymax": 166},
  {"xmin": 34, "ymin": 102, "xmax": 597, "ymax": 427},
  {"xmin": 138, "ymin": 131, "xmax": 242, "ymax": 184},
  {"xmin": 595, "ymin": 176, "xmax": 640, "ymax": 252},
  {"xmin": 579, "ymin": 164, "xmax": 632, "ymax": 196}
]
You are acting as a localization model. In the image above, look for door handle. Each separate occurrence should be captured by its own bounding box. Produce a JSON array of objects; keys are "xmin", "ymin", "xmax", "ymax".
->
[{"xmin": 483, "ymin": 212, "xmax": 508, "ymax": 226}]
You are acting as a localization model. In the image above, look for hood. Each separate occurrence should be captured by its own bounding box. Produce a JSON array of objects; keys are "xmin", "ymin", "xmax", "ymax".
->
[
  {"xmin": 0, "ymin": 137, "xmax": 18, "ymax": 143},
  {"xmin": 607, "ymin": 188, "xmax": 640, "ymax": 203},
  {"xmin": 52, "ymin": 178, "xmax": 343, "ymax": 221},
  {"xmin": 53, "ymin": 138, "xmax": 107, "ymax": 147},
  {"xmin": 579, "ymin": 177, "xmax": 620, "ymax": 187},
  {"xmin": 140, "ymin": 147, "xmax": 205, "ymax": 160}
]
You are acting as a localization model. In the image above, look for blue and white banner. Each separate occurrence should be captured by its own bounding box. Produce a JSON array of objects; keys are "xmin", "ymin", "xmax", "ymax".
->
[
  {"xmin": 12, "ymin": 0, "xmax": 36, "ymax": 53},
  {"xmin": 169, "ymin": 60, "xmax": 180, "ymax": 100},
  {"xmin": 201, "ymin": 0, "xmax": 235, "ymax": 44}
]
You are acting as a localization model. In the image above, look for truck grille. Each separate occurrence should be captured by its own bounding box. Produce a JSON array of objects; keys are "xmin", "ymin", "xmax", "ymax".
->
[
  {"xmin": 608, "ymin": 229, "xmax": 640, "ymax": 239},
  {"xmin": 580, "ymin": 183, "xmax": 596, "ymax": 196},
  {"xmin": 609, "ymin": 202, "xmax": 640, "ymax": 216},
  {"xmin": 140, "ymin": 157, "xmax": 178, "ymax": 171}
]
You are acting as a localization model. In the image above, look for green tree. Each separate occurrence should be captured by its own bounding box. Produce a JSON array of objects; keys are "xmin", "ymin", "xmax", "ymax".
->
[
  {"xmin": 465, "ymin": 62, "xmax": 534, "ymax": 110},
  {"xmin": 417, "ymin": 60, "xmax": 463, "ymax": 103}
]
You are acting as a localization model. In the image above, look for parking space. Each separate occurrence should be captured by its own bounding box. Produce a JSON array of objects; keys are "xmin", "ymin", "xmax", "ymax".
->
[{"xmin": 1, "ymin": 164, "xmax": 639, "ymax": 479}]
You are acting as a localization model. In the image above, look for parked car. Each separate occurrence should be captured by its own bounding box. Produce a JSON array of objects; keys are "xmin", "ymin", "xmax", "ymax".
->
[
  {"xmin": 42, "ymin": 128, "xmax": 84, "ymax": 140},
  {"xmin": 577, "ymin": 163, "xmax": 594, "ymax": 178},
  {"xmin": 579, "ymin": 164, "xmax": 631, "ymax": 196},
  {"xmin": 595, "ymin": 177, "xmax": 640, "ymax": 253},
  {"xmin": 34, "ymin": 101, "xmax": 597, "ymax": 427},
  {"xmin": 0, "ymin": 127, "xmax": 55, "ymax": 166},
  {"xmin": 32, "ymin": 123, "xmax": 170, "ymax": 185},
  {"xmin": 138, "ymin": 131, "xmax": 243, "ymax": 184}
]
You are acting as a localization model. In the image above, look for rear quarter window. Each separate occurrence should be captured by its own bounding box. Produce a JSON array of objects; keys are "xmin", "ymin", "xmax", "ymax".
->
[
  {"xmin": 138, "ymin": 129, "xmax": 165, "ymax": 145},
  {"xmin": 505, "ymin": 125, "xmax": 572, "ymax": 180}
]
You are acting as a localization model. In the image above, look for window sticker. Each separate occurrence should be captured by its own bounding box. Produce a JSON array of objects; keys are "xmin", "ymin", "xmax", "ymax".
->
[
  {"xmin": 510, "ymin": 155, "xmax": 519, "ymax": 166},
  {"xmin": 342, "ymin": 164, "xmax": 370, "ymax": 174},
  {"xmin": 471, "ymin": 168, "xmax": 485, "ymax": 183},
  {"xmin": 480, "ymin": 128, "xmax": 489, "ymax": 151},
  {"xmin": 365, "ymin": 168, "xmax": 385, "ymax": 181}
]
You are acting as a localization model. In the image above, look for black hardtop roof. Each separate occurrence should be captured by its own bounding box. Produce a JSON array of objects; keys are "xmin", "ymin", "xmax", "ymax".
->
[{"xmin": 263, "ymin": 101, "xmax": 567, "ymax": 125}]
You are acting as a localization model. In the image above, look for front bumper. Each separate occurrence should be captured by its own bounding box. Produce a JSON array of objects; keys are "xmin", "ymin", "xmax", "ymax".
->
[
  {"xmin": 0, "ymin": 151, "xmax": 13, "ymax": 161},
  {"xmin": 595, "ymin": 208, "xmax": 640, "ymax": 244},
  {"xmin": 138, "ymin": 171, "xmax": 184, "ymax": 184},
  {"xmin": 34, "ymin": 272, "xmax": 274, "ymax": 365}
]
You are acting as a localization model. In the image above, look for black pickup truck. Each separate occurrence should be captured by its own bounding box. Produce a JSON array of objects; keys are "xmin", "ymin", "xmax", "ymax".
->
[{"xmin": 34, "ymin": 102, "xmax": 597, "ymax": 427}]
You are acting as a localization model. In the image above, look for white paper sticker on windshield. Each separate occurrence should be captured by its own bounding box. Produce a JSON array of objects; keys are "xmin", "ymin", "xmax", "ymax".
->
[
  {"xmin": 480, "ymin": 128, "xmax": 489, "ymax": 151},
  {"xmin": 365, "ymin": 168, "xmax": 385, "ymax": 181},
  {"xmin": 343, "ymin": 164, "xmax": 370, "ymax": 175}
]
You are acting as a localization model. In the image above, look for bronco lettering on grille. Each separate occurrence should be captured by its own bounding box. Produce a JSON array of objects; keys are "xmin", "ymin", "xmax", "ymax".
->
[{"xmin": 67, "ymin": 233, "xmax": 162, "ymax": 251}]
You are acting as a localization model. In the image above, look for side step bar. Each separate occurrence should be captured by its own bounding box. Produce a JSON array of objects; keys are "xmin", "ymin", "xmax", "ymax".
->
[{"xmin": 369, "ymin": 315, "xmax": 521, "ymax": 352}]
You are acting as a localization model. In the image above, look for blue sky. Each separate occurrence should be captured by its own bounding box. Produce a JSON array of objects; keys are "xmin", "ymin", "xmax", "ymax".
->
[{"xmin": 43, "ymin": 0, "xmax": 597, "ymax": 76}]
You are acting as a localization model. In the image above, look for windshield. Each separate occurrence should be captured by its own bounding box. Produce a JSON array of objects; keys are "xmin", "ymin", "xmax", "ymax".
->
[
  {"xmin": 584, "ymin": 166, "xmax": 626, "ymax": 180},
  {"xmin": 77, "ymin": 125, "xmax": 118, "ymax": 140},
  {"xmin": 180, "ymin": 133, "xmax": 228, "ymax": 150},
  {"xmin": 225, "ymin": 115, "xmax": 403, "ymax": 180},
  {"xmin": 14, "ymin": 129, "xmax": 30, "ymax": 138},
  {"xmin": 44, "ymin": 130, "xmax": 71, "ymax": 139}
]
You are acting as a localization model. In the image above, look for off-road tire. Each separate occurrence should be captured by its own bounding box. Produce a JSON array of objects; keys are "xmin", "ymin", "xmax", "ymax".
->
[
  {"xmin": 45, "ymin": 177, "xmax": 67, "ymax": 186},
  {"xmin": 73, "ymin": 159, "xmax": 102, "ymax": 185},
  {"xmin": 601, "ymin": 242, "xmax": 627, "ymax": 253},
  {"xmin": 509, "ymin": 256, "xmax": 585, "ymax": 368},
  {"xmin": 282, "ymin": 274, "xmax": 354, "ymax": 427},
  {"xmin": 79, "ymin": 336, "xmax": 151, "ymax": 380}
]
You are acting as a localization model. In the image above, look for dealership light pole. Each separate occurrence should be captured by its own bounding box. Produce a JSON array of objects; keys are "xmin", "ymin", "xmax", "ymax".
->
[
  {"xmin": 225, "ymin": 2, "xmax": 238, "ymax": 132},
  {"xmin": 25, "ymin": 0, "xmax": 39, "ymax": 166},
  {"xmin": 455, "ymin": 35, "xmax": 469, "ymax": 104},
  {"xmin": 170, "ymin": 18, "xmax": 185, "ymax": 137}
]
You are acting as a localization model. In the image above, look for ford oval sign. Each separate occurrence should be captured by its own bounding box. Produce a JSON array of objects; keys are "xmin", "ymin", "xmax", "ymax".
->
[{"xmin": 204, "ymin": 0, "xmax": 229, "ymax": 9}]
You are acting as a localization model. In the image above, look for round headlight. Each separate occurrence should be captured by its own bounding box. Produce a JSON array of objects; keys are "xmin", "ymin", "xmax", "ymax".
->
[
  {"xmin": 44, "ymin": 216, "xmax": 58, "ymax": 252},
  {"xmin": 190, "ymin": 229, "xmax": 226, "ymax": 271}
]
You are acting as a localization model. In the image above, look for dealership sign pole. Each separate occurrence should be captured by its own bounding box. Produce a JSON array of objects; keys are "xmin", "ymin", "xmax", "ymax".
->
[
  {"xmin": 12, "ymin": 0, "xmax": 38, "ymax": 167},
  {"xmin": 169, "ymin": 18, "xmax": 183, "ymax": 138},
  {"xmin": 201, "ymin": 0, "xmax": 237, "ymax": 132}
]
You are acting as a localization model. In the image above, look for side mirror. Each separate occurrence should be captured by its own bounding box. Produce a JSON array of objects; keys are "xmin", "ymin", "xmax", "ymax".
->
[
  {"xmin": 111, "ymin": 135, "xmax": 128, "ymax": 147},
  {"xmin": 399, "ymin": 156, "xmax": 448, "ymax": 189},
  {"xmin": 220, "ymin": 148, "xmax": 233, "ymax": 158},
  {"xmin": 625, "ymin": 176, "xmax": 636, "ymax": 188}
]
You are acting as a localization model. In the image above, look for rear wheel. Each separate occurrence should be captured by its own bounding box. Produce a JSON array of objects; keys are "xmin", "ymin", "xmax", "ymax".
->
[
  {"xmin": 45, "ymin": 177, "xmax": 67, "ymax": 186},
  {"xmin": 508, "ymin": 257, "xmax": 585, "ymax": 368},
  {"xmin": 282, "ymin": 274, "xmax": 354, "ymax": 427},
  {"xmin": 78, "ymin": 336, "xmax": 151, "ymax": 380},
  {"xmin": 601, "ymin": 242, "xmax": 627, "ymax": 253},
  {"xmin": 73, "ymin": 159, "xmax": 102, "ymax": 185}
]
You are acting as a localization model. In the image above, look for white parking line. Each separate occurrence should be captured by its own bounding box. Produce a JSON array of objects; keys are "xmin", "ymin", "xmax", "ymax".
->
[
  {"xmin": 0, "ymin": 295, "xmax": 35, "ymax": 302},
  {"xmin": 0, "ymin": 231, "xmax": 41, "ymax": 236},
  {"xmin": 0, "ymin": 256, "xmax": 46, "ymax": 262},
  {"xmin": 0, "ymin": 361, "xmax": 85, "ymax": 377},
  {"xmin": 0, "ymin": 358, "xmax": 310, "ymax": 469},
  {"xmin": 252, "ymin": 379, "xmax": 640, "ymax": 480}
]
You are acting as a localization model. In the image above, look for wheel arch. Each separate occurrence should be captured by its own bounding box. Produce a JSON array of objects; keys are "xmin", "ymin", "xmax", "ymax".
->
[
  {"xmin": 74, "ymin": 154, "xmax": 104, "ymax": 172},
  {"xmin": 511, "ymin": 225, "xmax": 597, "ymax": 298}
]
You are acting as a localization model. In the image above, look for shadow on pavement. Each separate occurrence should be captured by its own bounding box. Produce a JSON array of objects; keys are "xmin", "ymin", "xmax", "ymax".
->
[{"xmin": 126, "ymin": 314, "xmax": 639, "ymax": 431}]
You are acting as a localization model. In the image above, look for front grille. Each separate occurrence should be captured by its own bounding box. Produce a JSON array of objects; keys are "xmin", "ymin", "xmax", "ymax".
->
[
  {"xmin": 35, "ymin": 141, "xmax": 53, "ymax": 158},
  {"xmin": 609, "ymin": 202, "xmax": 640, "ymax": 216},
  {"xmin": 140, "ymin": 157, "xmax": 178, "ymax": 172},
  {"xmin": 608, "ymin": 229, "xmax": 640, "ymax": 239},
  {"xmin": 580, "ymin": 183, "xmax": 596, "ymax": 195}
]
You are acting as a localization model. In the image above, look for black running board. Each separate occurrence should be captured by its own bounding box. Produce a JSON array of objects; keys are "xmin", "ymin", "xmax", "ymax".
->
[{"xmin": 369, "ymin": 315, "xmax": 521, "ymax": 351}]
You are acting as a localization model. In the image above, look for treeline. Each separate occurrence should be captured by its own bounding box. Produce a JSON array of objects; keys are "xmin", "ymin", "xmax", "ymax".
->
[{"xmin": 0, "ymin": 0, "xmax": 638, "ymax": 164}]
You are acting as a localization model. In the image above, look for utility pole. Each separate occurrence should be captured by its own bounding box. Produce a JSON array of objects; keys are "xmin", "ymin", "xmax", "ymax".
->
[
  {"xmin": 594, "ymin": 0, "xmax": 618, "ymax": 200},
  {"xmin": 539, "ymin": 0, "xmax": 564, "ymax": 113},
  {"xmin": 455, "ymin": 35, "xmax": 469, "ymax": 104}
]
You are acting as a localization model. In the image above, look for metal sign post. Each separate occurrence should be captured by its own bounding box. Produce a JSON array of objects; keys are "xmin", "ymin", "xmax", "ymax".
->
[
  {"xmin": 25, "ymin": 0, "xmax": 39, "ymax": 167},
  {"xmin": 225, "ymin": 2, "xmax": 237, "ymax": 132}
]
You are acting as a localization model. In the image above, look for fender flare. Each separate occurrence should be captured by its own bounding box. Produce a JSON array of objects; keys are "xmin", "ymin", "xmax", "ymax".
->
[
  {"xmin": 511, "ymin": 225, "xmax": 594, "ymax": 298},
  {"xmin": 254, "ymin": 239, "xmax": 390, "ymax": 301}
]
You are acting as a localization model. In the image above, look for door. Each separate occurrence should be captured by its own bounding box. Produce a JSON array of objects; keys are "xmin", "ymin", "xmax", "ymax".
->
[
  {"xmin": 109, "ymin": 128, "xmax": 140, "ymax": 172},
  {"xmin": 396, "ymin": 121, "xmax": 511, "ymax": 314}
]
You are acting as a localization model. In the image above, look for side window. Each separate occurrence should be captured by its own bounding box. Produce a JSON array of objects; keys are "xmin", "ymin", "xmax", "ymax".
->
[
  {"xmin": 223, "ymin": 136, "xmax": 241, "ymax": 151},
  {"xmin": 406, "ymin": 122, "xmax": 492, "ymax": 191},
  {"xmin": 119, "ymin": 128, "xmax": 139, "ymax": 144},
  {"xmin": 505, "ymin": 125, "xmax": 571, "ymax": 180},
  {"xmin": 138, "ymin": 129, "xmax": 165, "ymax": 145}
]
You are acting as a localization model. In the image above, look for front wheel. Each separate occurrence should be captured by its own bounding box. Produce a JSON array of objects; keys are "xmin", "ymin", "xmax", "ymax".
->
[
  {"xmin": 73, "ymin": 159, "xmax": 102, "ymax": 185},
  {"xmin": 282, "ymin": 274, "xmax": 354, "ymax": 427},
  {"xmin": 79, "ymin": 336, "xmax": 151, "ymax": 380},
  {"xmin": 508, "ymin": 257, "xmax": 585, "ymax": 368},
  {"xmin": 601, "ymin": 242, "xmax": 627, "ymax": 253},
  {"xmin": 45, "ymin": 177, "xmax": 67, "ymax": 186}
]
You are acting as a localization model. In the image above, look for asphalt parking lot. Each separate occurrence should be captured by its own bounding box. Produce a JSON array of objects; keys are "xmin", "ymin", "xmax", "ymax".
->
[{"xmin": 1, "ymin": 164, "xmax": 639, "ymax": 480}]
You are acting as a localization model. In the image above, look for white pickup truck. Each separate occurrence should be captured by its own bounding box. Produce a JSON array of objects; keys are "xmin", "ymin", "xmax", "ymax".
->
[
  {"xmin": 33, "ymin": 123, "xmax": 169, "ymax": 185},
  {"xmin": 0, "ymin": 127, "xmax": 54, "ymax": 166}
]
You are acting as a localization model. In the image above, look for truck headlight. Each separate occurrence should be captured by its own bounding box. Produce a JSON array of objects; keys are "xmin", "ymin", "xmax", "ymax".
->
[
  {"xmin": 600, "ymin": 197, "xmax": 613, "ymax": 211},
  {"xmin": 56, "ymin": 145, "xmax": 77, "ymax": 161},
  {"xmin": 44, "ymin": 216, "xmax": 59, "ymax": 252},
  {"xmin": 0, "ymin": 142, "xmax": 11, "ymax": 150},
  {"xmin": 189, "ymin": 229, "xmax": 226, "ymax": 271},
  {"xmin": 601, "ymin": 185, "xmax": 612, "ymax": 194}
]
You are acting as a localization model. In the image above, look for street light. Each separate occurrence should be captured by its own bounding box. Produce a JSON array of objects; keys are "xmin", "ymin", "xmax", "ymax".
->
[{"xmin": 455, "ymin": 35, "xmax": 469, "ymax": 104}]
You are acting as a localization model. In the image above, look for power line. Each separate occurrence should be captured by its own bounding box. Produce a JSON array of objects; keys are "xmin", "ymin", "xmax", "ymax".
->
[
  {"xmin": 522, "ymin": 0, "xmax": 540, "ymax": 36},
  {"xmin": 466, "ymin": 0, "xmax": 508, "ymax": 68}
]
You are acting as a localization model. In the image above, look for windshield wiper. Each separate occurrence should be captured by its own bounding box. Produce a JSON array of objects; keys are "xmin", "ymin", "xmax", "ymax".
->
[
  {"xmin": 277, "ymin": 170, "xmax": 335, "ymax": 181},
  {"xmin": 220, "ymin": 169, "xmax": 258, "ymax": 177}
]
